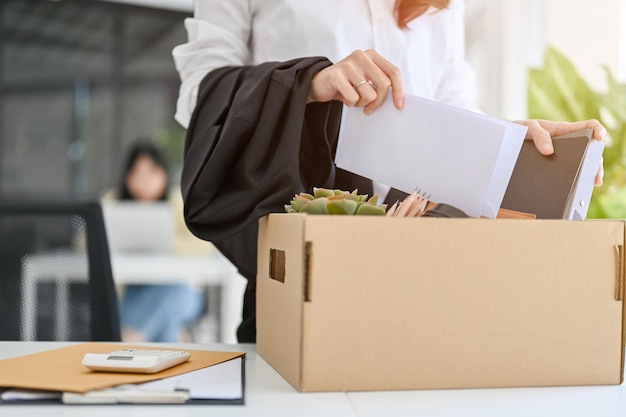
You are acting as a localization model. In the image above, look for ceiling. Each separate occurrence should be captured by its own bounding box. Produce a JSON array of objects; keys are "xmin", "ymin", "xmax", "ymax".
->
[{"xmin": 1, "ymin": 0, "xmax": 190, "ymax": 89}]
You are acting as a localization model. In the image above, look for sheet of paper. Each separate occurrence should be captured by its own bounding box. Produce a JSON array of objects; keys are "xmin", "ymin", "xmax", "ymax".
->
[
  {"xmin": 1, "ymin": 388, "xmax": 62, "ymax": 401},
  {"xmin": 139, "ymin": 356, "xmax": 243, "ymax": 400},
  {"xmin": 0, "ymin": 349, "xmax": 244, "ymax": 404},
  {"xmin": 335, "ymin": 93, "xmax": 527, "ymax": 218}
]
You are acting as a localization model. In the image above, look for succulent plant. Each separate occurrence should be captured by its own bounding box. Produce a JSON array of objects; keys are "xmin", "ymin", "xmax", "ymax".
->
[{"xmin": 285, "ymin": 187, "xmax": 387, "ymax": 215}]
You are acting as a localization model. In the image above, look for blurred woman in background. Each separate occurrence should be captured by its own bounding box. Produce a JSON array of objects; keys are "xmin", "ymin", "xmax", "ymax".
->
[{"xmin": 106, "ymin": 141, "xmax": 206, "ymax": 343}]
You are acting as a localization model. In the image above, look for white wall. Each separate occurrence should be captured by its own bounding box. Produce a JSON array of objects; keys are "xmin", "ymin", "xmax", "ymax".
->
[
  {"xmin": 465, "ymin": 0, "xmax": 536, "ymax": 119},
  {"xmin": 543, "ymin": 0, "xmax": 623, "ymax": 91},
  {"xmin": 465, "ymin": 0, "xmax": 624, "ymax": 119}
]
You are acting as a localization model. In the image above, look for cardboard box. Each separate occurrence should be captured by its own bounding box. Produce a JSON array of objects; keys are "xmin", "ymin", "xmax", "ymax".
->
[{"xmin": 256, "ymin": 214, "xmax": 626, "ymax": 392}]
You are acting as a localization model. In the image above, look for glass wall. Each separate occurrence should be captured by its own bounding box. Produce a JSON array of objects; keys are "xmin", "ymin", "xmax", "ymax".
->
[{"xmin": 0, "ymin": 0, "xmax": 189, "ymax": 199}]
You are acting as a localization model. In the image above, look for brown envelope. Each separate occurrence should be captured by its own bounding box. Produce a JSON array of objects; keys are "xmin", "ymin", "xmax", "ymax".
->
[{"xmin": 0, "ymin": 342, "xmax": 245, "ymax": 393}]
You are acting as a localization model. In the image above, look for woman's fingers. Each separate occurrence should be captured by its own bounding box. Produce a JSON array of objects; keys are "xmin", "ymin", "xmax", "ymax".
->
[
  {"xmin": 514, "ymin": 118, "xmax": 607, "ymax": 186},
  {"xmin": 308, "ymin": 49, "xmax": 404, "ymax": 113},
  {"xmin": 595, "ymin": 156, "xmax": 604, "ymax": 186},
  {"xmin": 540, "ymin": 119, "xmax": 607, "ymax": 143},
  {"xmin": 364, "ymin": 50, "xmax": 404, "ymax": 112},
  {"xmin": 353, "ymin": 79, "xmax": 378, "ymax": 108},
  {"xmin": 520, "ymin": 119, "xmax": 555, "ymax": 155}
]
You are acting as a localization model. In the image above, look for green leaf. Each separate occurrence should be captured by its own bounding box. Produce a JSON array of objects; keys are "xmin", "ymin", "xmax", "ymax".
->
[
  {"xmin": 367, "ymin": 195, "xmax": 379, "ymax": 205},
  {"xmin": 528, "ymin": 46, "xmax": 601, "ymax": 122},
  {"xmin": 342, "ymin": 193, "xmax": 362, "ymax": 202},
  {"xmin": 313, "ymin": 187, "xmax": 334, "ymax": 198},
  {"xmin": 326, "ymin": 199, "xmax": 358, "ymax": 215},
  {"xmin": 356, "ymin": 204, "xmax": 386, "ymax": 216},
  {"xmin": 603, "ymin": 67, "xmax": 626, "ymax": 123},
  {"xmin": 290, "ymin": 195, "xmax": 312, "ymax": 211},
  {"xmin": 300, "ymin": 197, "xmax": 329, "ymax": 214},
  {"xmin": 597, "ymin": 185, "xmax": 626, "ymax": 218}
]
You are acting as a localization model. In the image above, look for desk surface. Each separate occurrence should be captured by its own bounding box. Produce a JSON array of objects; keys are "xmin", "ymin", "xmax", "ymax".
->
[
  {"xmin": 110, "ymin": 252, "xmax": 239, "ymax": 285},
  {"xmin": 1, "ymin": 342, "xmax": 625, "ymax": 417},
  {"xmin": 21, "ymin": 251, "xmax": 247, "ymax": 344},
  {"xmin": 111, "ymin": 253, "xmax": 247, "ymax": 344}
]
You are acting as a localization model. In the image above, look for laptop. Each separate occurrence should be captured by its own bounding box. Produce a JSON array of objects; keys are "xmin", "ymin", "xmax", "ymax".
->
[{"xmin": 101, "ymin": 201, "xmax": 174, "ymax": 254}]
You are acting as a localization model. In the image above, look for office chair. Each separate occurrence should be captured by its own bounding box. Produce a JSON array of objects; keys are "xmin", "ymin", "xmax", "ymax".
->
[{"xmin": 0, "ymin": 200, "xmax": 121, "ymax": 341}]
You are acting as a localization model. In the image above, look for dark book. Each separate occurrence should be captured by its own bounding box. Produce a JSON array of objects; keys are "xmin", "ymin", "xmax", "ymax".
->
[{"xmin": 501, "ymin": 128, "xmax": 604, "ymax": 219}]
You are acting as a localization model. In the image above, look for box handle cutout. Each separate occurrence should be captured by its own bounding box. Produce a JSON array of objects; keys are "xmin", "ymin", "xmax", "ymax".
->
[
  {"xmin": 304, "ymin": 242, "xmax": 312, "ymax": 302},
  {"xmin": 615, "ymin": 245, "xmax": 624, "ymax": 301},
  {"xmin": 269, "ymin": 248, "xmax": 286, "ymax": 283}
]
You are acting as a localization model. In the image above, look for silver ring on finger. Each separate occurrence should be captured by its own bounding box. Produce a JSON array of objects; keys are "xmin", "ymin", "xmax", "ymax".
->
[{"xmin": 354, "ymin": 79, "xmax": 369, "ymax": 90}]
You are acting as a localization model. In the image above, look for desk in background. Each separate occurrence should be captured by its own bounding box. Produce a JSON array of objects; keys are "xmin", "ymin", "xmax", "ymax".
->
[
  {"xmin": 21, "ymin": 251, "xmax": 246, "ymax": 343},
  {"xmin": 1, "ymin": 342, "xmax": 625, "ymax": 417},
  {"xmin": 111, "ymin": 253, "xmax": 246, "ymax": 344}
]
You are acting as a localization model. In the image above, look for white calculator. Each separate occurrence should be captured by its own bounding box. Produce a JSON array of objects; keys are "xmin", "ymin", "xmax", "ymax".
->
[{"xmin": 82, "ymin": 349, "xmax": 191, "ymax": 374}]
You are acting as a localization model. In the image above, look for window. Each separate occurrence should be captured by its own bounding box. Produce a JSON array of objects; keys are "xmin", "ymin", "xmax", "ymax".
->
[{"xmin": 0, "ymin": 0, "xmax": 190, "ymax": 198}]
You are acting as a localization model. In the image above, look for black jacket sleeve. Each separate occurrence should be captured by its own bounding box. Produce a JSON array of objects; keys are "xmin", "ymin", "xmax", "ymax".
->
[
  {"xmin": 181, "ymin": 57, "xmax": 344, "ymax": 275},
  {"xmin": 181, "ymin": 57, "xmax": 376, "ymax": 342}
]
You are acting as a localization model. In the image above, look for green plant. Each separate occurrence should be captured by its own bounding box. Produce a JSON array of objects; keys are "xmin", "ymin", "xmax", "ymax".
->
[
  {"xmin": 154, "ymin": 122, "xmax": 186, "ymax": 169},
  {"xmin": 285, "ymin": 187, "xmax": 387, "ymax": 215},
  {"xmin": 528, "ymin": 46, "xmax": 626, "ymax": 218}
]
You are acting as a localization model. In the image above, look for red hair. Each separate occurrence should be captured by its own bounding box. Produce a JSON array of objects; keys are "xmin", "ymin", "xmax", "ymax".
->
[{"xmin": 394, "ymin": 0, "xmax": 450, "ymax": 29}]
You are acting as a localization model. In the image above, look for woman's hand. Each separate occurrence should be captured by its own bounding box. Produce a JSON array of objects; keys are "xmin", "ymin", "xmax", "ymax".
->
[
  {"xmin": 308, "ymin": 49, "xmax": 404, "ymax": 114},
  {"xmin": 514, "ymin": 119, "xmax": 607, "ymax": 186}
]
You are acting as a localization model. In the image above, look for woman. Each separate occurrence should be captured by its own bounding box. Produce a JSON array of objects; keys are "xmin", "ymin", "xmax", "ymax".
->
[
  {"xmin": 172, "ymin": 0, "xmax": 606, "ymax": 342},
  {"xmin": 111, "ymin": 141, "xmax": 205, "ymax": 343},
  {"xmin": 173, "ymin": 0, "xmax": 606, "ymax": 158}
]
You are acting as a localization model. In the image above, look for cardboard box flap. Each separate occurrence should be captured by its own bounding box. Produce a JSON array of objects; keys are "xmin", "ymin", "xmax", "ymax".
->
[
  {"xmin": 616, "ymin": 222, "xmax": 626, "ymax": 383},
  {"xmin": 256, "ymin": 214, "xmax": 307, "ymax": 387}
]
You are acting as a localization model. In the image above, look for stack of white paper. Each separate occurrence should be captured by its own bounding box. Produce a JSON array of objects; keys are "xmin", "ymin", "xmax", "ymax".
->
[{"xmin": 335, "ymin": 93, "xmax": 528, "ymax": 218}]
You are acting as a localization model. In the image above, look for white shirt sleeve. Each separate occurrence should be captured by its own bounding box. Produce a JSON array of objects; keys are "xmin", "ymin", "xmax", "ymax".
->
[
  {"xmin": 172, "ymin": 0, "xmax": 252, "ymax": 128},
  {"xmin": 172, "ymin": 0, "xmax": 479, "ymax": 128}
]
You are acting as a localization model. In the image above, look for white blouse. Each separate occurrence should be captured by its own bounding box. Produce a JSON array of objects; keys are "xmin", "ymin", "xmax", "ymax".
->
[{"xmin": 173, "ymin": 0, "xmax": 476, "ymax": 128}]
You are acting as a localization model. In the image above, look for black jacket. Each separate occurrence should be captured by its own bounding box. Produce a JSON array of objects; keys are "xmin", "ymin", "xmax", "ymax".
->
[{"xmin": 181, "ymin": 57, "xmax": 374, "ymax": 342}]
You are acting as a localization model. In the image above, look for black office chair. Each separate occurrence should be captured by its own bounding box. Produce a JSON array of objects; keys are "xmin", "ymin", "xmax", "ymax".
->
[{"xmin": 0, "ymin": 200, "xmax": 121, "ymax": 341}]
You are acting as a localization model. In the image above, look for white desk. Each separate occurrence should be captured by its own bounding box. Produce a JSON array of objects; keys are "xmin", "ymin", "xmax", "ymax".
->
[
  {"xmin": 0, "ymin": 342, "xmax": 352, "ymax": 417},
  {"xmin": 1, "ymin": 342, "xmax": 625, "ymax": 417},
  {"xmin": 110, "ymin": 253, "xmax": 238, "ymax": 286},
  {"xmin": 110, "ymin": 253, "xmax": 247, "ymax": 343},
  {"xmin": 20, "ymin": 250, "xmax": 247, "ymax": 343}
]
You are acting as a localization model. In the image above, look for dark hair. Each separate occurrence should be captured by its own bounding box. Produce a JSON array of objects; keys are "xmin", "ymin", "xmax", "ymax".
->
[{"xmin": 118, "ymin": 141, "xmax": 169, "ymax": 201}]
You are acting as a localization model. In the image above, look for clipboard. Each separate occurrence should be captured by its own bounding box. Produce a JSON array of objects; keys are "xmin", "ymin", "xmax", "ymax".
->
[
  {"xmin": 500, "ymin": 128, "xmax": 604, "ymax": 220},
  {"xmin": 0, "ymin": 343, "xmax": 245, "ymax": 405}
]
